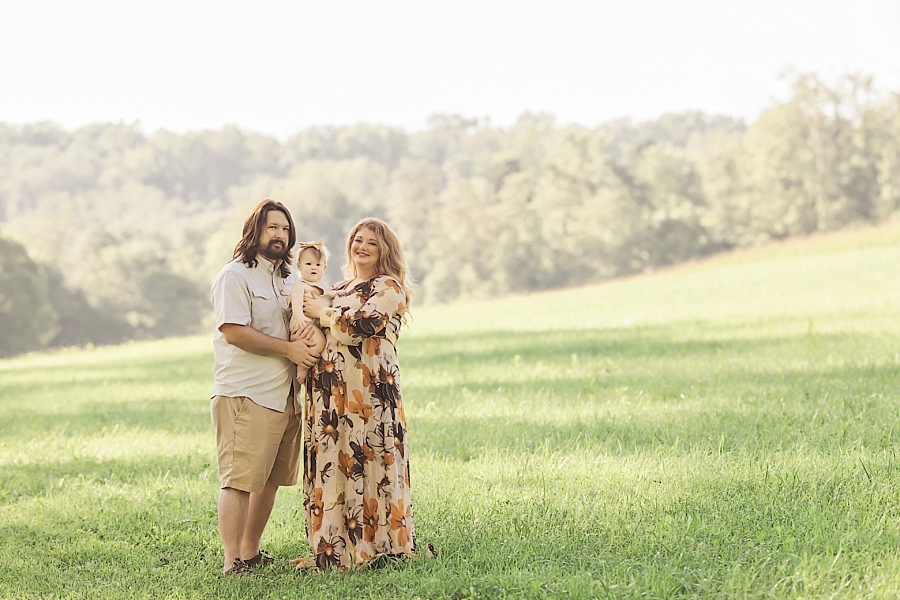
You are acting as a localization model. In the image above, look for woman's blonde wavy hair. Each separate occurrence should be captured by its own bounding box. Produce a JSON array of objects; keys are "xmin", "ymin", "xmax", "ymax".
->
[{"xmin": 344, "ymin": 217, "xmax": 414, "ymax": 315}]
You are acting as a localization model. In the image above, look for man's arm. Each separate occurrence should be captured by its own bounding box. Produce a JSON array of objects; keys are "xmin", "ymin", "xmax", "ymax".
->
[{"xmin": 220, "ymin": 323, "xmax": 319, "ymax": 368}]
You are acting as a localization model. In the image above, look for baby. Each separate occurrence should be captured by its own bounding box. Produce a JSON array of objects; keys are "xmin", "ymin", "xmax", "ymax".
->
[{"xmin": 290, "ymin": 241, "xmax": 332, "ymax": 382}]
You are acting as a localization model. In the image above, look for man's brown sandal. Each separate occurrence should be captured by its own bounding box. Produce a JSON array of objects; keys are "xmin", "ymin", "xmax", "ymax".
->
[
  {"xmin": 245, "ymin": 549, "xmax": 275, "ymax": 567},
  {"xmin": 222, "ymin": 558, "xmax": 255, "ymax": 577}
]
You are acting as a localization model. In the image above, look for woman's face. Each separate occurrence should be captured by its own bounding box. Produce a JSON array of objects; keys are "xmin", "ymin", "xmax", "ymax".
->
[{"xmin": 350, "ymin": 227, "xmax": 380, "ymax": 274}]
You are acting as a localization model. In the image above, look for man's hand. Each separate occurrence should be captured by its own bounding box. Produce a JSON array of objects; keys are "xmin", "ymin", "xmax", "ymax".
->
[
  {"xmin": 305, "ymin": 322, "xmax": 326, "ymax": 350},
  {"xmin": 291, "ymin": 320, "xmax": 315, "ymax": 341},
  {"xmin": 284, "ymin": 339, "xmax": 319, "ymax": 368},
  {"xmin": 221, "ymin": 323, "xmax": 320, "ymax": 367}
]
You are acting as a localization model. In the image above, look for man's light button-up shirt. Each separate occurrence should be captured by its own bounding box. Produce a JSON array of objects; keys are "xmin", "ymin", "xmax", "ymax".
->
[{"xmin": 210, "ymin": 256, "xmax": 298, "ymax": 412}]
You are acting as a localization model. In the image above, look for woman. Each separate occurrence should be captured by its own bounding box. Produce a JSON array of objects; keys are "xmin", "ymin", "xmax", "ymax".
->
[{"xmin": 293, "ymin": 218, "xmax": 417, "ymax": 570}]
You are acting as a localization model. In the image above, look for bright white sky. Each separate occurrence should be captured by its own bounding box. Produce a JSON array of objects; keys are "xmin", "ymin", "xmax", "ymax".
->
[{"xmin": 1, "ymin": 0, "xmax": 898, "ymax": 138}]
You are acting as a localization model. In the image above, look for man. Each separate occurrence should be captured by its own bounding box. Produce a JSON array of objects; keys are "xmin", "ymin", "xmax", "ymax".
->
[{"xmin": 210, "ymin": 199, "xmax": 319, "ymax": 575}]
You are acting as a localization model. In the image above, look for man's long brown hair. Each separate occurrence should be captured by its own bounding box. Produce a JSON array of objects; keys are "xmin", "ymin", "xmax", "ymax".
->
[{"xmin": 232, "ymin": 199, "xmax": 296, "ymax": 278}]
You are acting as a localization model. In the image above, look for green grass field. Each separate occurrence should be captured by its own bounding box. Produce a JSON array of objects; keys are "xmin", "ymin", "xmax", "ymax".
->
[{"xmin": 3, "ymin": 223, "xmax": 900, "ymax": 599}]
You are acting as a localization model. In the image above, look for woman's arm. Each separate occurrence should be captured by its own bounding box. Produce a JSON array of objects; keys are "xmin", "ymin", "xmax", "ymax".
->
[{"xmin": 312, "ymin": 277, "xmax": 405, "ymax": 346}]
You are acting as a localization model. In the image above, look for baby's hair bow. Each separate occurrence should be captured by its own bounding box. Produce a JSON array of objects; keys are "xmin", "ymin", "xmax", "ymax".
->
[{"xmin": 296, "ymin": 240, "xmax": 329, "ymax": 265}]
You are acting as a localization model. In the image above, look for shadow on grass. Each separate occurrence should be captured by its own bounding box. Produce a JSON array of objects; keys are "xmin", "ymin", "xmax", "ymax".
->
[
  {"xmin": 1, "ymin": 323, "xmax": 896, "ymax": 459},
  {"xmin": 409, "ymin": 356, "xmax": 899, "ymax": 461},
  {"xmin": 405, "ymin": 325, "xmax": 884, "ymax": 369},
  {"xmin": 0, "ymin": 397, "xmax": 212, "ymax": 438},
  {"xmin": 4, "ymin": 349, "xmax": 892, "ymax": 504},
  {"xmin": 0, "ymin": 352, "xmax": 213, "ymax": 394},
  {"xmin": 0, "ymin": 351, "xmax": 214, "ymax": 437},
  {"xmin": 0, "ymin": 451, "xmax": 215, "ymax": 503}
]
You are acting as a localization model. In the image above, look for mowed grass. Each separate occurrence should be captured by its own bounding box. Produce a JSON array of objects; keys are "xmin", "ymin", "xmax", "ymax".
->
[{"xmin": 3, "ymin": 223, "xmax": 900, "ymax": 599}]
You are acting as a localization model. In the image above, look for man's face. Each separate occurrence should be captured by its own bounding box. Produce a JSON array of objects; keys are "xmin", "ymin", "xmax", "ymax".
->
[{"xmin": 258, "ymin": 210, "xmax": 291, "ymax": 261}]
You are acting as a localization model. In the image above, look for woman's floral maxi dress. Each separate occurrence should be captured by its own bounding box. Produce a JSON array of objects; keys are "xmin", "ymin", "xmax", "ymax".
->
[{"xmin": 302, "ymin": 275, "xmax": 415, "ymax": 569}]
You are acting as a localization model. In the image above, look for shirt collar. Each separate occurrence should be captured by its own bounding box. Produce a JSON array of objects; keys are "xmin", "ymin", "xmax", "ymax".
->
[{"xmin": 257, "ymin": 253, "xmax": 279, "ymax": 275}]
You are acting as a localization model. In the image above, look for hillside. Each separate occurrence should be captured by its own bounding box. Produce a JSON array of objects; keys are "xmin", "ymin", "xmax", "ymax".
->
[
  {"xmin": 1, "ymin": 222, "xmax": 900, "ymax": 598},
  {"xmin": 410, "ymin": 219, "xmax": 900, "ymax": 334}
]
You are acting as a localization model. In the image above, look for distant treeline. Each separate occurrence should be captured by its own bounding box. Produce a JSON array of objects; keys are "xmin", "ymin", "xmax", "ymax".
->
[{"xmin": 1, "ymin": 72, "xmax": 898, "ymax": 357}]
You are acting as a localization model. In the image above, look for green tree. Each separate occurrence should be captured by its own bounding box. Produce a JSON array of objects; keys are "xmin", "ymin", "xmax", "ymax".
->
[
  {"xmin": 867, "ymin": 92, "xmax": 900, "ymax": 219},
  {"xmin": 630, "ymin": 142, "xmax": 710, "ymax": 266},
  {"xmin": 43, "ymin": 265, "xmax": 131, "ymax": 347},
  {"xmin": 0, "ymin": 235, "xmax": 56, "ymax": 357},
  {"xmin": 385, "ymin": 158, "xmax": 444, "ymax": 283}
]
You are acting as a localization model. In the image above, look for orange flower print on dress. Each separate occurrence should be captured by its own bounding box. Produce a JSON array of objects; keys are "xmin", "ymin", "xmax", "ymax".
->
[
  {"xmin": 363, "ymin": 497, "xmax": 379, "ymax": 544},
  {"xmin": 346, "ymin": 505, "xmax": 363, "ymax": 545},
  {"xmin": 333, "ymin": 381, "xmax": 348, "ymax": 416},
  {"xmin": 337, "ymin": 312, "xmax": 352, "ymax": 334},
  {"xmin": 392, "ymin": 422, "xmax": 406, "ymax": 459},
  {"xmin": 350, "ymin": 310, "xmax": 385, "ymax": 338},
  {"xmin": 349, "ymin": 389, "xmax": 373, "ymax": 422},
  {"xmin": 363, "ymin": 336, "xmax": 381, "ymax": 357},
  {"xmin": 338, "ymin": 450, "xmax": 359, "ymax": 481},
  {"xmin": 316, "ymin": 534, "xmax": 345, "ymax": 570},
  {"xmin": 319, "ymin": 409, "xmax": 339, "ymax": 445},
  {"xmin": 309, "ymin": 488, "xmax": 324, "ymax": 533},
  {"xmin": 316, "ymin": 350, "xmax": 343, "ymax": 398},
  {"xmin": 361, "ymin": 363, "xmax": 374, "ymax": 390},
  {"xmin": 374, "ymin": 364, "xmax": 401, "ymax": 419},
  {"xmin": 355, "ymin": 440, "xmax": 375, "ymax": 465},
  {"xmin": 390, "ymin": 499, "xmax": 410, "ymax": 547}
]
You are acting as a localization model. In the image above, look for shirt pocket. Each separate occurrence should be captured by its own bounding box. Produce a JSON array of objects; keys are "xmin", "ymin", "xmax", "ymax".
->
[
  {"xmin": 278, "ymin": 280, "xmax": 295, "ymax": 325},
  {"xmin": 277, "ymin": 283, "xmax": 292, "ymax": 309},
  {"xmin": 249, "ymin": 287, "xmax": 278, "ymax": 332}
]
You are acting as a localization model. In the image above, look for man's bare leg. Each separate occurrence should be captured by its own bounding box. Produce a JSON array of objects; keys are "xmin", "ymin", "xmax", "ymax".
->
[
  {"xmin": 218, "ymin": 487, "xmax": 250, "ymax": 573},
  {"xmin": 241, "ymin": 481, "xmax": 279, "ymax": 561}
]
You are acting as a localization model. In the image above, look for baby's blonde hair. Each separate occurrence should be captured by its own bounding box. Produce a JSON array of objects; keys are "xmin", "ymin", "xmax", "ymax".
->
[{"xmin": 296, "ymin": 240, "xmax": 329, "ymax": 268}]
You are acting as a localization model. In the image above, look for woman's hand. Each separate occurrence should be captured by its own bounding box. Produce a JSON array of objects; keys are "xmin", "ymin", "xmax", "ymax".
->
[{"xmin": 303, "ymin": 294, "xmax": 330, "ymax": 320}]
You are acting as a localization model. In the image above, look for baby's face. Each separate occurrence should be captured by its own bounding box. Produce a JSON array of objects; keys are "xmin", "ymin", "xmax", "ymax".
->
[{"xmin": 298, "ymin": 249, "xmax": 325, "ymax": 282}]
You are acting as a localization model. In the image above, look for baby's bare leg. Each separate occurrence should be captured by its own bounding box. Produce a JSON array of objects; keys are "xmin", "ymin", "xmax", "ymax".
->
[{"xmin": 297, "ymin": 326, "xmax": 327, "ymax": 383}]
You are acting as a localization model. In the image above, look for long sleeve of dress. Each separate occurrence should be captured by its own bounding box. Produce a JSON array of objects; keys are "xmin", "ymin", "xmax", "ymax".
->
[{"xmin": 320, "ymin": 277, "xmax": 406, "ymax": 347}]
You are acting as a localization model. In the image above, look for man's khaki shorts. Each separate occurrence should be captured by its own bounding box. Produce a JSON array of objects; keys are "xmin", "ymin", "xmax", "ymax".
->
[{"xmin": 210, "ymin": 395, "xmax": 301, "ymax": 493}]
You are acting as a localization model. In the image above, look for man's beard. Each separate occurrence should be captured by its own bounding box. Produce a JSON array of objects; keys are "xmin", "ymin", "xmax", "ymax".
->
[{"xmin": 258, "ymin": 240, "xmax": 288, "ymax": 261}]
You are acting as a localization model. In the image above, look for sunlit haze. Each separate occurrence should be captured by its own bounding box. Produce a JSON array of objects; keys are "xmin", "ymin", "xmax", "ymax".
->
[{"xmin": 1, "ymin": 0, "xmax": 898, "ymax": 137}]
